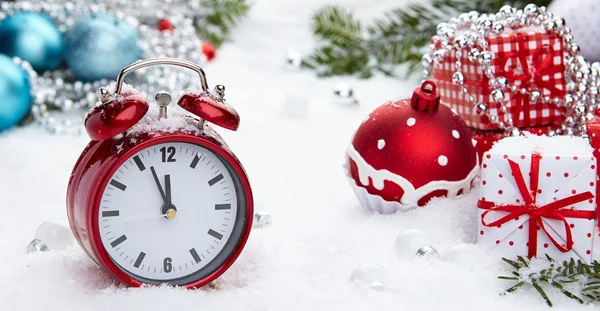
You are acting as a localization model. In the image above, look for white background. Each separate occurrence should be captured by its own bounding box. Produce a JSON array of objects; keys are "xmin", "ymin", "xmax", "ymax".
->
[{"xmin": 1, "ymin": 0, "xmax": 599, "ymax": 310}]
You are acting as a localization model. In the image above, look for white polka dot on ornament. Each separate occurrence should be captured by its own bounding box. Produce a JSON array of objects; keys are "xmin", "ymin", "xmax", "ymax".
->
[
  {"xmin": 377, "ymin": 139, "xmax": 385, "ymax": 150},
  {"xmin": 406, "ymin": 117, "xmax": 416, "ymax": 126},
  {"xmin": 438, "ymin": 155, "xmax": 448, "ymax": 166},
  {"xmin": 452, "ymin": 130, "xmax": 460, "ymax": 139}
]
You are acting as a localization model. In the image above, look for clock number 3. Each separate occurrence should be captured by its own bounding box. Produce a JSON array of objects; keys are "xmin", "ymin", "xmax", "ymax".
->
[
  {"xmin": 160, "ymin": 147, "xmax": 176, "ymax": 163},
  {"xmin": 164, "ymin": 257, "xmax": 173, "ymax": 273}
]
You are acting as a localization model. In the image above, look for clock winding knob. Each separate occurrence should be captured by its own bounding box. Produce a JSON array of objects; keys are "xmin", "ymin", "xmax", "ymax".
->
[{"xmin": 155, "ymin": 91, "xmax": 172, "ymax": 119}]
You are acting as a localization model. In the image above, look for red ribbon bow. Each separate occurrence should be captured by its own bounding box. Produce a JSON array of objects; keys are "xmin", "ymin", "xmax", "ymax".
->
[
  {"xmin": 478, "ymin": 153, "xmax": 595, "ymax": 258},
  {"xmin": 500, "ymin": 33, "xmax": 566, "ymax": 125}
]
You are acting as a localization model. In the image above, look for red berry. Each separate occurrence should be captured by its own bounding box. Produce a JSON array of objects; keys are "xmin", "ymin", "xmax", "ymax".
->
[
  {"xmin": 202, "ymin": 42, "xmax": 217, "ymax": 61},
  {"xmin": 157, "ymin": 19, "xmax": 175, "ymax": 32}
]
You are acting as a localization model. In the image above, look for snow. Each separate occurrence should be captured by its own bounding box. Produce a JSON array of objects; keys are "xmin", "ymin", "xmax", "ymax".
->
[
  {"xmin": 0, "ymin": 1, "xmax": 599, "ymax": 310},
  {"xmin": 492, "ymin": 133, "xmax": 594, "ymax": 155}
]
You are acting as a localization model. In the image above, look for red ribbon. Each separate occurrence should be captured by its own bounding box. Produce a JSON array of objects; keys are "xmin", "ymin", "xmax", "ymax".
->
[
  {"xmin": 500, "ymin": 33, "xmax": 566, "ymax": 125},
  {"xmin": 478, "ymin": 153, "xmax": 595, "ymax": 258}
]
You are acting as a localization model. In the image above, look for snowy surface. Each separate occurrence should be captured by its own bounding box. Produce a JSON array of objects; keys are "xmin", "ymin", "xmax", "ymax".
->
[
  {"xmin": 492, "ymin": 134, "xmax": 594, "ymax": 155},
  {"xmin": 1, "ymin": 1, "xmax": 599, "ymax": 310}
]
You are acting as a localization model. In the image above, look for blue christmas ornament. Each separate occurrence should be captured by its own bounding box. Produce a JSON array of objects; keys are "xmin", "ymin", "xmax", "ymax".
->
[
  {"xmin": 0, "ymin": 55, "xmax": 32, "ymax": 131},
  {"xmin": 65, "ymin": 14, "xmax": 141, "ymax": 82},
  {"xmin": 0, "ymin": 12, "xmax": 65, "ymax": 72}
]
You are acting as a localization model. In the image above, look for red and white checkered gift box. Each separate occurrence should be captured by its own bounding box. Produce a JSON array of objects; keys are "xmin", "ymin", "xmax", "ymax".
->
[{"xmin": 432, "ymin": 29, "xmax": 567, "ymax": 130}]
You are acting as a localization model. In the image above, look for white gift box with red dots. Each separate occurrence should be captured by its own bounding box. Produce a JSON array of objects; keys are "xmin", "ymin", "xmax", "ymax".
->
[{"xmin": 477, "ymin": 135, "xmax": 597, "ymax": 264}]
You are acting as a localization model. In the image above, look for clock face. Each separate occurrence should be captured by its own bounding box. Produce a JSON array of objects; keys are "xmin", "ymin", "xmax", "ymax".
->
[{"xmin": 97, "ymin": 141, "xmax": 247, "ymax": 285}]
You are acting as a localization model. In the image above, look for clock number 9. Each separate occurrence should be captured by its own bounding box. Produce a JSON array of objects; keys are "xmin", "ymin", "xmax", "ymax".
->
[
  {"xmin": 163, "ymin": 257, "xmax": 173, "ymax": 273},
  {"xmin": 160, "ymin": 147, "xmax": 176, "ymax": 163}
]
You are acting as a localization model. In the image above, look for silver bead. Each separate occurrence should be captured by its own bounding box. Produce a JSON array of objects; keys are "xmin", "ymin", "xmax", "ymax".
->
[
  {"xmin": 570, "ymin": 43, "xmax": 581, "ymax": 54},
  {"xmin": 477, "ymin": 18, "xmax": 493, "ymax": 30},
  {"xmin": 452, "ymin": 72, "xmax": 464, "ymax": 85},
  {"xmin": 497, "ymin": 77, "xmax": 508, "ymax": 88},
  {"xmin": 433, "ymin": 50, "xmax": 445, "ymax": 63},
  {"xmin": 421, "ymin": 54, "xmax": 433, "ymax": 67},
  {"xmin": 253, "ymin": 211, "xmax": 272, "ymax": 228},
  {"xmin": 476, "ymin": 103, "xmax": 488, "ymax": 114},
  {"xmin": 530, "ymin": 90, "xmax": 541, "ymax": 102},
  {"xmin": 544, "ymin": 20, "xmax": 557, "ymax": 32},
  {"xmin": 491, "ymin": 89, "xmax": 504, "ymax": 102},
  {"xmin": 492, "ymin": 23, "xmax": 504, "ymax": 34},
  {"xmin": 468, "ymin": 49, "xmax": 480, "ymax": 63},
  {"xmin": 479, "ymin": 51, "xmax": 493, "ymax": 65},
  {"xmin": 576, "ymin": 104, "xmax": 587, "ymax": 114},
  {"xmin": 524, "ymin": 4, "xmax": 539, "ymax": 17},
  {"xmin": 453, "ymin": 36, "xmax": 467, "ymax": 48},
  {"xmin": 499, "ymin": 5, "xmax": 513, "ymax": 16}
]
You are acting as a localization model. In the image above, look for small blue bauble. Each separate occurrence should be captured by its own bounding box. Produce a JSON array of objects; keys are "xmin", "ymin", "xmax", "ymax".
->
[
  {"xmin": 0, "ymin": 12, "xmax": 65, "ymax": 72},
  {"xmin": 0, "ymin": 55, "xmax": 32, "ymax": 131},
  {"xmin": 65, "ymin": 14, "xmax": 141, "ymax": 82}
]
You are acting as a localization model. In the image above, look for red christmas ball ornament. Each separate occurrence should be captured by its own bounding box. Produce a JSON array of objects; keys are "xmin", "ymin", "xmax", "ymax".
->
[
  {"xmin": 202, "ymin": 42, "xmax": 216, "ymax": 61},
  {"xmin": 345, "ymin": 81, "xmax": 479, "ymax": 213},
  {"xmin": 157, "ymin": 18, "xmax": 175, "ymax": 32}
]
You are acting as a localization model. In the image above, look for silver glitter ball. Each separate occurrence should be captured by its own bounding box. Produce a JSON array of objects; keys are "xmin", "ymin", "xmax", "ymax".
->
[
  {"xmin": 253, "ymin": 211, "xmax": 272, "ymax": 228},
  {"xmin": 576, "ymin": 104, "xmax": 586, "ymax": 114},
  {"xmin": 452, "ymin": 72, "xmax": 464, "ymax": 85}
]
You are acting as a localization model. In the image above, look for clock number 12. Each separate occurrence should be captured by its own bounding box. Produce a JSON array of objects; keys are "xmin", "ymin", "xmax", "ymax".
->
[{"xmin": 160, "ymin": 147, "xmax": 176, "ymax": 163}]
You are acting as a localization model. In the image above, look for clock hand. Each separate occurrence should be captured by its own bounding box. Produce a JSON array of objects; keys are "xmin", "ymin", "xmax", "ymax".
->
[
  {"xmin": 150, "ymin": 166, "xmax": 167, "ymax": 204},
  {"xmin": 165, "ymin": 174, "xmax": 172, "ymax": 205}
]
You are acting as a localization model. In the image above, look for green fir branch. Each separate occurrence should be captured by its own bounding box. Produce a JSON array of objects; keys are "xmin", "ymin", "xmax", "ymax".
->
[
  {"xmin": 194, "ymin": 0, "xmax": 251, "ymax": 47},
  {"xmin": 304, "ymin": 0, "xmax": 552, "ymax": 79},
  {"xmin": 499, "ymin": 256, "xmax": 600, "ymax": 306}
]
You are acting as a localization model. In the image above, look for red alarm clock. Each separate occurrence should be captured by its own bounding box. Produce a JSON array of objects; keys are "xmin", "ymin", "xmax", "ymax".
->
[{"xmin": 66, "ymin": 58, "xmax": 253, "ymax": 289}]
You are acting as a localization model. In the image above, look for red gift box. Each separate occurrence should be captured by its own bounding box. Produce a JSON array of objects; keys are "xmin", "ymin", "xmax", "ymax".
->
[{"xmin": 433, "ymin": 29, "xmax": 567, "ymax": 130}]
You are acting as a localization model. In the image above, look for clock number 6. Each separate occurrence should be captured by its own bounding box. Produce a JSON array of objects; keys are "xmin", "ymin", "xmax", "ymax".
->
[
  {"xmin": 160, "ymin": 147, "xmax": 176, "ymax": 162},
  {"xmin": 163, "ymin": 257, "xmax": 173, "ymax": 273}
]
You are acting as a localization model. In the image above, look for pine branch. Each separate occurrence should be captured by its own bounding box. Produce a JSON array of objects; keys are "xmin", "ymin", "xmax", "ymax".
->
[
  {"xmin": 499, "ymin": 256, "xmax": 600, "ymax": 306},
  {"xmin": 194, "ymin": 0, "xmax": 251, "ymax": 47},
  {"xmin": 304, "ymin": 0, "xmax": 552, "ymax": 79}
]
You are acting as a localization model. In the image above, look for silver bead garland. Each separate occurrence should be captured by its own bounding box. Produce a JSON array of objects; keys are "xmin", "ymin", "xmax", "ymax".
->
[
  {"xmin": 422, "ymin": 4, "xmax": 600, "ymax": 137},
  {"xmin": 1, "ymin": 0, "xmax": 206, "ymax": 134}
]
